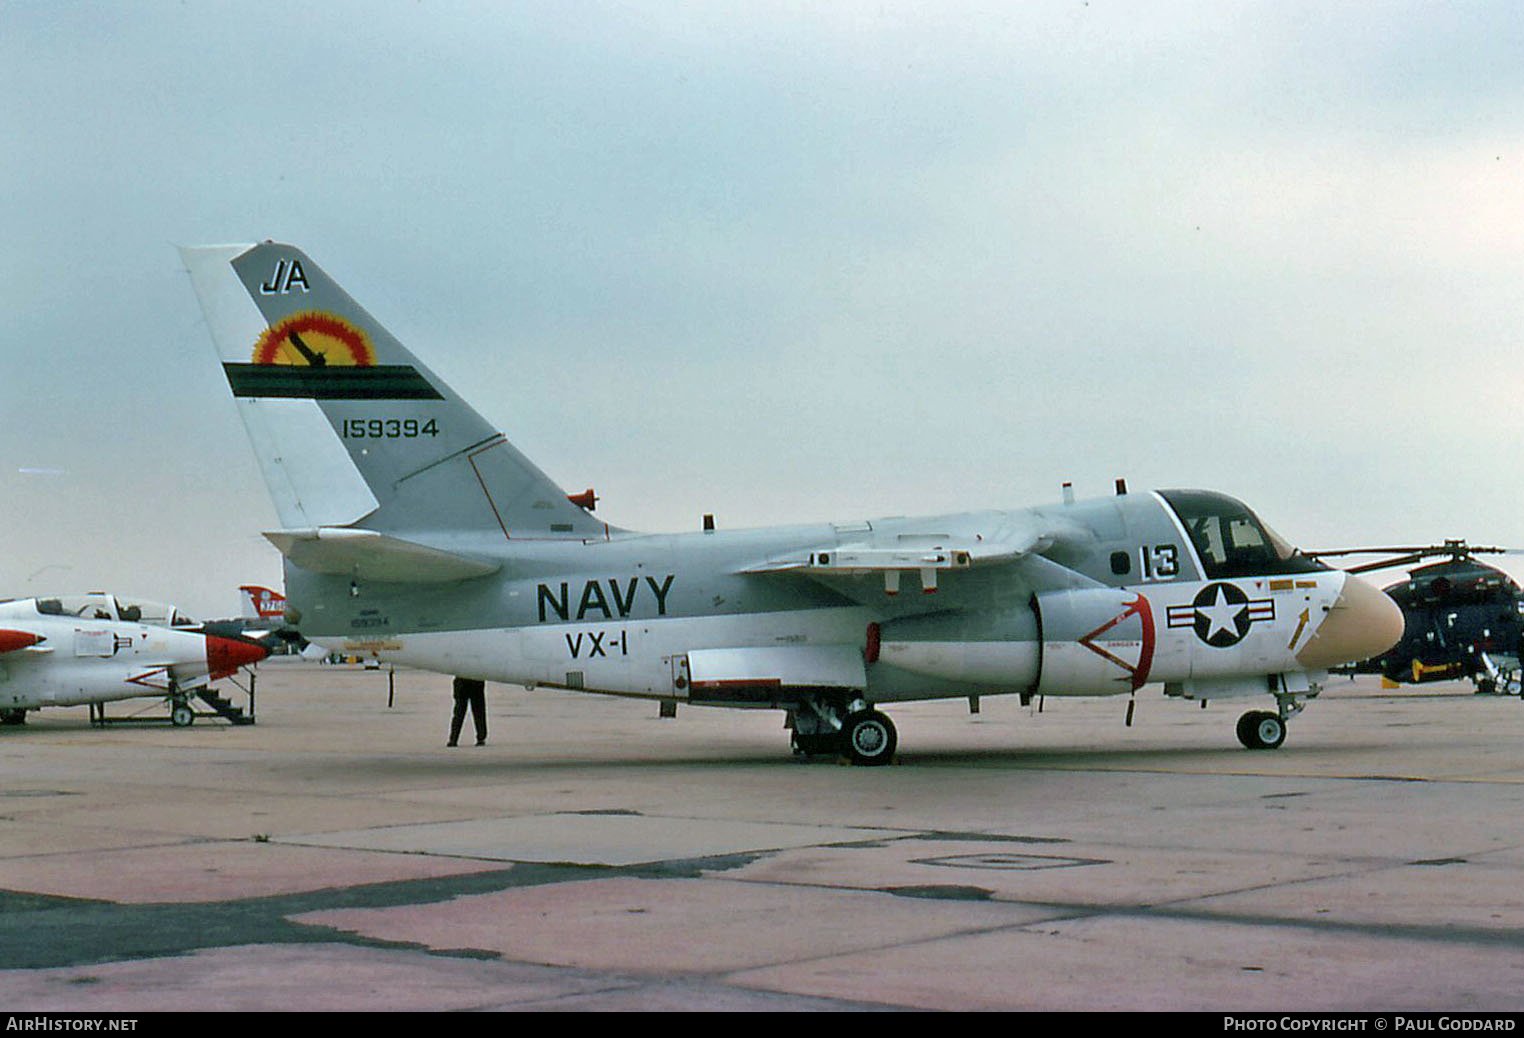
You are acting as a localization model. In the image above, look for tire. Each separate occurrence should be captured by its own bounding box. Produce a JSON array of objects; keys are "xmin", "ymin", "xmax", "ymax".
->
[
  {"xmin": 171, "ymin": 702, "xmax": 195, "ymax": 728},
  {"xmin": 842, "ymin": 709, "xmax": 897, "ymax": 766},
  {"xmin": 1237, "ymin": 710, "xmax": 1284, "ymax": 750},
  {"xmin": 790, "ymin": 731, "xmax": 843, "ymax": 758}
]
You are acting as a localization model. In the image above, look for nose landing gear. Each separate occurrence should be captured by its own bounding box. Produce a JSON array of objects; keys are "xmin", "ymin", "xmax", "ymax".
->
[
  {"xmin": 1236, "ymin": 683, "xmax": 1309, "ymax": 750},
  {"xmin": 1235, "ymin": 710, "xmax": 1285, "ymax": 749}
]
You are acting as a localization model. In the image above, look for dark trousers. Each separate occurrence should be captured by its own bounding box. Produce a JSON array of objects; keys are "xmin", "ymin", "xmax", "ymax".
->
[{"xmin": 449, "ymin": 677, "xmax": 487, "ymax": 745}]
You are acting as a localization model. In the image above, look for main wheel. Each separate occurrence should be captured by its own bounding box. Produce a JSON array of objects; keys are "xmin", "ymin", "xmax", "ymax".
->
[
  {"xmin": 170, "ymin": 702, "xmax": 195, "ymax": 728},
  {"xmin": 842, "ymin": 709, "xmax": 897, "ymax": 766},
  {"xmin": 790, "ymin": 731, "xmax": 843, "ymax": 758},
  {"xmin": 1236, "ymin": 710, "xmax": 1285, "ymax": 750}
]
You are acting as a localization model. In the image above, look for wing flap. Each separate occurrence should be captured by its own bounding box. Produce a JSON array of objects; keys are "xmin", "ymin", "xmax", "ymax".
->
[
  {"xmin": 685, "ymin": 645, "xmax": 866, "ymax": 699},
  {"xmin": 264, "ymin": 528, "xmax": 501, "ymax": 583}
]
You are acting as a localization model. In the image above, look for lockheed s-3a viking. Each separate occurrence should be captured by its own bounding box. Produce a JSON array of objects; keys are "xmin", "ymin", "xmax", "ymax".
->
[{"xmin": 180, "ymin": 241, "xmax": 1403, "ymax": 764}]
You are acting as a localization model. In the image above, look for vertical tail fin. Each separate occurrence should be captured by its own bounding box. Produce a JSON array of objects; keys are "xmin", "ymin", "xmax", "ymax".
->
[
  {"xmin": 238, "ymin": 585, "xmax": 286, "ymax": 621},
  {"xmin": 182, "ymin": 242, "xmax": 609, "ymax": 545}
]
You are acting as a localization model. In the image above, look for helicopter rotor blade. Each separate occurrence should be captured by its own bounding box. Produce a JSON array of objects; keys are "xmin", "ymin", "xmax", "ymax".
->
[
  {"xmin": 1306, "ymin": 541, "xmax": 1511, "ymax": 573},
  {"xmin": 1342, "ymin": 553, "xmax": 1430, "ymax": 574}
]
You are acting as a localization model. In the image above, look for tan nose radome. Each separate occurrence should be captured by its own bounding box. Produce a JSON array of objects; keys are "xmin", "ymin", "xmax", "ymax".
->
[{"xmin": 1295, "ymin": 573, "xmax": 1405, "ymax": 669}]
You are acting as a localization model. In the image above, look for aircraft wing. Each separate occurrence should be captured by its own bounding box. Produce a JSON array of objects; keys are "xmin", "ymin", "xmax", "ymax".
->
[
  {"xmin": 264, "ymin": 528, "xmax": 501, "ymax": 584},
  {"xmin": 740, "ymin": 514, "xmax": 1104, "ymax": 596}
]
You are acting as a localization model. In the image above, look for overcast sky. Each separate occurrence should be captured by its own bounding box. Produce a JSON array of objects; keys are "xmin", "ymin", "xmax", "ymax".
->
[{"xmin": 3, "ymin": 1, "xmax": 1522, "ymax": 618}]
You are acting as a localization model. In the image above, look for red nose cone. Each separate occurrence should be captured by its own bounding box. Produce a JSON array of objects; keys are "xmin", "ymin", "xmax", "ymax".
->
[
  {"xmin": 206, "ymin": 636, "xmax": 269, "ymax": 679},
  {"xmin": 0, "ymin": 629, "xmax": 42, "ymax": 653}
]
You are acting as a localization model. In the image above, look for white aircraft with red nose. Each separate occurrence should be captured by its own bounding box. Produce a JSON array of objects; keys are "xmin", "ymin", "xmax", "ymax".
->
[{"xmin": 0, "ymin": 592, "xmax": 268, "ymax": 727}]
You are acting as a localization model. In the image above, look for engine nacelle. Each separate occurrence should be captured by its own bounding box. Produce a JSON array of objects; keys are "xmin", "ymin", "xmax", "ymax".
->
[
  {"xmin": 876, "ymin": 607, "xmax": 1040, "ymax": 688},
  {"xmin": 874, "ymin": 587, "xmax": 1216, "ymax": 696},
  {"xmin": 1033, "ymin": 588, "xmax": 1158, "ymax": 696}
]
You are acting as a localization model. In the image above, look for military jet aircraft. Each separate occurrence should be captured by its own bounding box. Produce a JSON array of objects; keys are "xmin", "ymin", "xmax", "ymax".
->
[
  {"xmin": 181, "ymin": 241, "xmax": 1403, "ymax": 763},
  {"xmin": 0, "ymin": 592, "xmax": 269, "ymax": 726},
  {"xmin": 198, "ymin": 585, "xmax": 292, "ymax": 643}
]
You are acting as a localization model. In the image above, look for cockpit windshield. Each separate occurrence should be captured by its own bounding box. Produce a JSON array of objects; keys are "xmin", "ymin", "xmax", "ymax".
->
[
  {"xmin": 1159, "ymin": 490, "xmax": 1327, "ymax": 580},
  {"xmin": 32, "ymin": 593, "xmax": 197, "ymax": 628}
]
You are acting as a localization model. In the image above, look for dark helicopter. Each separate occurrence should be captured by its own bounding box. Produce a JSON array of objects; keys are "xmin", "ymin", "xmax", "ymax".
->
[{"xmin": 1309, "ymin": 541, "xmax": 1524, "ymax": 694}]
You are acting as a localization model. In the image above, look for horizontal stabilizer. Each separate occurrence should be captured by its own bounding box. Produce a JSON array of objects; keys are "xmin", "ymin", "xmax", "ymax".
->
[{"xmin": 264, "ymin": 528, "xmax": 500, "ymax": 584}]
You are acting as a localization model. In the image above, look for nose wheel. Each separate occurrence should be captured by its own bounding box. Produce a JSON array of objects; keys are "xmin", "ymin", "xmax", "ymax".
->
[
  {"xmin": 170, "ymin": 698, "xmax": 196, "ymax": 728},
  {"xmin": 1236, "ymin": 710, "xmax": 1285, "ymax": 750}
]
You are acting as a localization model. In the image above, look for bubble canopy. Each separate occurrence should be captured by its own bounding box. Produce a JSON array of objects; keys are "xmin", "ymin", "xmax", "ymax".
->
[{"xmin": 24, "ymin": 592, "xmax": 197, "ymax": 628}]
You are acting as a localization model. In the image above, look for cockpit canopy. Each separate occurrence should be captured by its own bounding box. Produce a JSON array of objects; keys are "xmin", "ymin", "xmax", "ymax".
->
[
  {"xmin": 29, "ymin": 593, "xmax": 198, "ymax": 628},
  {"xmin": 1159, "ymin": 490, "xmax": 1327, "ymax": 580}
]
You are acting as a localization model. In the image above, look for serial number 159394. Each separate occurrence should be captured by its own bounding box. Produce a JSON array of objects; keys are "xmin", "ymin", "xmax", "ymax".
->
[{"xmin": 341, "ymin": 418, "xmax": 440, "ymax": 439}]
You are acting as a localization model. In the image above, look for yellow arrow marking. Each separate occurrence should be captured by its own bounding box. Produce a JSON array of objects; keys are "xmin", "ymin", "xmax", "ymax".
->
[{"xmin": 1287, "ymin": 608, "xmax": 1310, "ymax": 650}]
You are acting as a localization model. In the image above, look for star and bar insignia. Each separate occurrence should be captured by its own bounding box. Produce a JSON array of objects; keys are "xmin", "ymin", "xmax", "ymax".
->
[{"xmin": 1166, "ymin": 582, "xmax": 1275, "ymax": 648}]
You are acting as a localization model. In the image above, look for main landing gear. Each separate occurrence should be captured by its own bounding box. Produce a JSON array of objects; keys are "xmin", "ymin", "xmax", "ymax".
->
[{"xmin": 790, "ymin": 696, "xmax": 898, "ymax": 766}]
